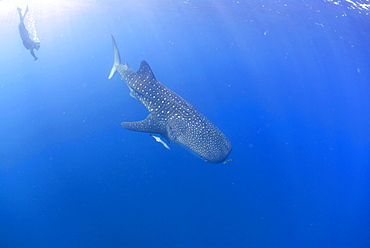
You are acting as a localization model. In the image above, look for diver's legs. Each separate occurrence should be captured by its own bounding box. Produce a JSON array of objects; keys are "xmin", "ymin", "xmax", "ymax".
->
[
  {"xmin": 17, "ymin": 7, "xmax": 23, "ymax": 22},
  {"xmin": 24, "ymin": 5, "xmax": 29, "ymax": 16},
  {"xmin": 17, "ymin": 5, "xmax": 29, "ymax": 22}
]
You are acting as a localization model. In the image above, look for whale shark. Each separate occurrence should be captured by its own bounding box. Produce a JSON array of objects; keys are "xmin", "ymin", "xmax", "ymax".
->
[{"xmin": 108, "ymin": 35, "xmax": 232, "ymax": 163}]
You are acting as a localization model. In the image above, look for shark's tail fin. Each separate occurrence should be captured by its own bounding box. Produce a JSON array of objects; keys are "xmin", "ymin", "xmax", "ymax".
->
[{"xmin": 108, "ymin": 34, "xmax": 121, "ymax": 79}]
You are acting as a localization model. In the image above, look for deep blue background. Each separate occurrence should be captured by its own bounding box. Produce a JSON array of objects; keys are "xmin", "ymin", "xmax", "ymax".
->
[{"xmin": 0, "ymin": 0, "xmax": 369, "ymax": 247}]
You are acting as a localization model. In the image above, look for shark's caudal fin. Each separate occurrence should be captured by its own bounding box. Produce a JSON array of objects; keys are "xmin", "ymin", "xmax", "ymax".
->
[{"xmin": 108, "ymin": 34, "xmax": 121, "ymax": 79}]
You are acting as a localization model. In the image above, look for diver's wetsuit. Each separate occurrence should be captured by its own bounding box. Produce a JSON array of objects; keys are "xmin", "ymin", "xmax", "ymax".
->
[{"xmin": 17, "ymin": 6, "xmax": 40, "ymax": 61}]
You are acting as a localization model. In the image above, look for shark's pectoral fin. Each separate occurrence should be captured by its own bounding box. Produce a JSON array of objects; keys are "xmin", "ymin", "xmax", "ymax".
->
[{"xmin": 121, "ymin": 114, "xmax": 166, "ymax": 135}]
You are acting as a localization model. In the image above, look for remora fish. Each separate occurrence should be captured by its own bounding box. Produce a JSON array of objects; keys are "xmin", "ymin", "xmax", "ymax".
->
[
  {"xmin": 108, "ymin": 35, "xmax": 232, "ymax": 163},
  {"xmin": 150, "ymin": 134, "xmax": 171, "ymax": 150}
]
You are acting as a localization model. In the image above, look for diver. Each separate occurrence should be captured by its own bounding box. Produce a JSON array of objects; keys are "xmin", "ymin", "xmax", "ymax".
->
[{"xmin": 17, "ymin": 5, "xmax": 40, "ymax": 61}]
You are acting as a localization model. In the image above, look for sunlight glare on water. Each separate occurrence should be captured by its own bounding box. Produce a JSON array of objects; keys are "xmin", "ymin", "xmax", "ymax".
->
[{"xmin": 325, "ymin": 0, "xmax": 370, "ymax": 13}]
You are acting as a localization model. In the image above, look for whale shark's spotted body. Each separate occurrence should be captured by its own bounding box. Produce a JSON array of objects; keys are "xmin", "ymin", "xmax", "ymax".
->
[{"xmin": 108, "ymin": 35, "xmax": 232, "ymax": 163}]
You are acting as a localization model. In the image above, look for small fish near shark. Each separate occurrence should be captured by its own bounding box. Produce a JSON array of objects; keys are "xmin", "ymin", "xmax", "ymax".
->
[
  {"xmin": 108, "ymin": 35, "xmax": 232, "ymax": 163},
  {"xmin": 150, "ymin": 134, "xmax": 171, "ymax": 150}
]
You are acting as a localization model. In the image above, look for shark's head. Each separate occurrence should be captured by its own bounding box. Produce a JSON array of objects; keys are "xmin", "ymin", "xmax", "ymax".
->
[{"xmin": 166, "ymin": 116, "xmax": 232, "ymax": 163}]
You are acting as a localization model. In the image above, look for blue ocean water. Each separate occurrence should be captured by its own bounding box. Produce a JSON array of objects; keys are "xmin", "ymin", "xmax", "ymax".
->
[{"xmin": 1, "ymin": 0, "xmax": 369, "ymax": 247}]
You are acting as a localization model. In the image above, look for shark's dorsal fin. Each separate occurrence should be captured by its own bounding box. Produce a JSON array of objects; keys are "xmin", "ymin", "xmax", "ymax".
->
[
  {"xmin": 121, "ymin": 114, "xmax": 166, "ymax": 135},
  {"xmin": 137, "ymin": 60, "xmax": 156, "ymax": 80}
]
